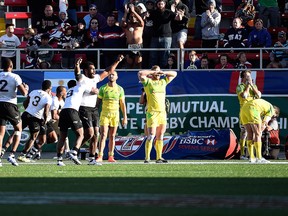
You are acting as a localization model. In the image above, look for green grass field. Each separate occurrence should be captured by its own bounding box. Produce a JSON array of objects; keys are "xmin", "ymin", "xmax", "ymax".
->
[{"xmin": 1, "ymin": 159, "xmax": 288, "ymax": 215}]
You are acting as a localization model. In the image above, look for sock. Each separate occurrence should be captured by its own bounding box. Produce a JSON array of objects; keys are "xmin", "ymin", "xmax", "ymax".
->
[
  {"xmin": 246, "ymin": 140, "xmax": 255, "ymax": 160},
  {"xmin": 155, "ymin": 140, "xmax": 164, "ymax": 160},
  {"xmin": 254, "ymin": 141, "xmax": 262, "ymax": 159},
  {"xmin": 108, "ymin": 151, "xmax": 114, "ymax": 157},
  {"xmin": 26, "ymin": 146, "xmax": 38, "ymax": 158},
  {"xmin": 239, "ymin": 139, "xmax": 246, "ymax": 156},
  {"xmin": 145, "ymin": 139, "xmax": 153, "ymax": 161},
  {"xmin": 72, "ymin": 147, "xmax": 79, "ymax": 155}
]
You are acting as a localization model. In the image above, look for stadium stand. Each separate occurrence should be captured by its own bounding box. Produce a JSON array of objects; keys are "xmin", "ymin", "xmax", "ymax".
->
[
  {"xmin": 2, "ymin": 0, "xmax": 285, "ymax": 69},
  {"xmin": 4, "ymin": 0, "xmax": 29, "ymax": 12}
]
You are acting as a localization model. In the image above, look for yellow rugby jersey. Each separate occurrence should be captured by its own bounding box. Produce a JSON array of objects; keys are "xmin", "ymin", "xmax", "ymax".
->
[
  {"xmin": 236, "ymin": 83, "xmax": 259, "ymax": 108},
  {"xmin": 98, "ymin": 83, "xmax": 125, "ymax": 113},
  {"xmin": 142, "ymin": 77, "xmax": 169, "ymax": 112},
  {"xmin": 243, "ymin": 99, "xmax": 274, "ymax": 122}
]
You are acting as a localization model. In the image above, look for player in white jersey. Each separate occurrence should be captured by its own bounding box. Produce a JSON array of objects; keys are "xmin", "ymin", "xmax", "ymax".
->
[
  {"xmin": 56, "ymin": 79, "xmax": 98, "ymax": 166},
  {"xmin": 17, "ymin": 80, "xmax": 52, "ymax": 162},
  {"xmin": 73, "ymin": 55, "xmax": 124, "ymax": 165},
  {"xmin": 30, "ymin": 85, "xmax": 67, "ymax": 160},
  {"xmin": 0, "ymin": 58, "xmax": 29, "ymax": 166}
]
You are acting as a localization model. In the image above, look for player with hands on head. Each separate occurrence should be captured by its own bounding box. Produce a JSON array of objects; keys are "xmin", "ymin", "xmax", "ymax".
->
[{"xmin": 138, "ymin": 65, "xmax": 177, "ymax": 163}]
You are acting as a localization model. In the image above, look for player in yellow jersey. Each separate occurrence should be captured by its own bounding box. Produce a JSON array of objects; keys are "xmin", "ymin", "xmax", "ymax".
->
[
  {"xmin": 95, "ymin": 71, "xmax": 127, "ymax": 163},
  {"xmin": 138, "ymin": 65, "xmax": 177, "ymax": 163},
  {"xmin": 240, "ymin": 98, "xmax": 275, "ymax": 163},
  {"xmin": 236, "ymin": 70, "xmax": 261, "ymax": 160}
]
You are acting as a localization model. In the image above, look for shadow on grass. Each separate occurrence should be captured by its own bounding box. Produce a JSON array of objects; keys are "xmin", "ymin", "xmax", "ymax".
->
[{"xmin": 1, "ymin": 177, "xmax": 288, "ymax": 196}]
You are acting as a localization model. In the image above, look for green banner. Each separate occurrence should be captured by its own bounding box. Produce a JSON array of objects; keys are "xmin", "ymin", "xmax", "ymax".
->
[
  {"xmin": 119, "ymin": 95, "xmax": 288, "ymax": 143},
  {"xmin": 5, "ymin": 95, "xmax": 288, "ymax": 152}
]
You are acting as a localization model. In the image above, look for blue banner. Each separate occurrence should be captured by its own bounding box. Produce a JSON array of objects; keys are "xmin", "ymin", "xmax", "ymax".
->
[
  {"xmin": 110, "ymin": 129, "xmax": 238, "ymax": 160},
  {"xmin": 14, "ymin": 70, "xmax": 288, "ymax": 95}
]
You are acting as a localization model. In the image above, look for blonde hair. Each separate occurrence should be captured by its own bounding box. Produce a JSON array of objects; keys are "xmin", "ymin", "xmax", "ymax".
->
[{"xmin": 24, "ymin": 28, "xmax": 35, "ymax": 35}]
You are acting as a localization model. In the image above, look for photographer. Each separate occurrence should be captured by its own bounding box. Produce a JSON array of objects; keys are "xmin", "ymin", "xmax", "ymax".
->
[{"xmin": 262, "ymin": 106, "xmax": 280, "ymax": 159}]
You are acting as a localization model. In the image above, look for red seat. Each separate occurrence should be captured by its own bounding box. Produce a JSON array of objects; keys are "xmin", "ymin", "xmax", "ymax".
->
[
  {"xmin": 221, "ymin": 11, "xmax": 235, "ymax": 18},
  {"xmin": 76, "ymin": 12, "xmax": 89, "ymax": 19},
  {"xmin": 4, "ymin": 0, "xmax": 28, "ymax": 12},
  {"xmin": 52, "ymin": 53, "xmax": 62, "ymax": 64},
  {"xmin": 18, "ymin": 41, "xmax": 27, "ymax": 48},
  {"xmin": 222, "ymin": 0, "xmax": 234, "ymax": 6},
  {"xmin": 75, "ymin": 53, "xmax": 87, "ymax": 61},
  {"xmin": 5, "ymin": 12, "xmax": 32, "ymax": 27}
]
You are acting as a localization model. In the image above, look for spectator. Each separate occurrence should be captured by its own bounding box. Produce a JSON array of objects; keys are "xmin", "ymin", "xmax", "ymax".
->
[
  {"xmin": 83, "ymin": 4, "xmax": 107, "ymax": 30},
  {"xmin": 35, "ymin": 5, "xmax": 61, "ymax": 34},
  {"xmin": 83, "ymin": 18, "xmax": 100, "ymax": 66},
  {"xmin": 149, "ymin": 0, "xmax": 177, "ymax": 68},
  {"xmin": 0, "ymin": 24, "xmax": 21, "ymax": 67},
  {"xmin": 28, "ymin": 0, "xmax": 53, "ymax": 28},
  {"xmin": 142, "ymin": 0, "xmax": 156, "ymax": 69},
  {"xmin": 264, "ymin": 106, "xmax": 281, "ymax": 159},
  {"xmin": 223, "ymin": 17, "xmax": 248, "ymax": 51},
  {"xmin": 58, "ymin": 10, "xmax": 76, "ymax": 28},
  {"xmin": 266, "ymin": 52, "xmax": 282, "ymax": 68},
  {"xmin": 164, "ymin": 54, "xmax": 177, "ymax": 69},
  {"xmin": 121, "ymin": 4, "xmax": 144, "ymax": 69},
  {"xmin": 66, "ymin": 0, "xmax": 78, "ymax": 24},
  {"xmin": 86, "ymin": 0, "xmax": 116, "ymax": 15},
  {"xmin": 235, "ymin": 52, "xmax": 252, "ymax": 69},
  {"xmin": 257, "ymin": 0, "xmax": 281, "ymax": 28},
  {"xmin": 234, "ymin": 0, "xmax": 256, "ymax": 30},
  {"xmin": 214, "ymin": 54, "xmax": 234, "ymax": 69},
  {"xmin": 199, "ymin": 55, "xmax": 210, "ymax": 69},
  {"xmin": 168, "ymin": 0, "xmax": 189, "ymax": 49},
  {"xmin": 272, "ymin": 31, "xmax": 288, "ymax": 68},
  {"xmin": 58, "ymin": 24, "xmax": 79, "ymax": 69},
  {"xmin": 37, "ymin": 33, "xmax": 54, "ymax": 69},
  {"xmin": 194, "ymin": 0, "xmax": 222, "ymax": 40},
  {"xmin": 186, "ymin": 50, "xmax": 200, "ymax": 69},
  {"xmin": 73, "ymin": 19, "xmax": 86, "ymax": 48},
  {"xmin": 247, "ymin": 19, "xmax": 272, "ymax": 50},
  {"xmin": 99, "ymin": 14, "xmax": 125, "ymax": 68},
  {"xmin": 23, "ymin": 28, "xmax": 40, "ymax": 69},
  {"xmin": 201, "ymin": 0, "xmax": 221, "ymax": 49}
]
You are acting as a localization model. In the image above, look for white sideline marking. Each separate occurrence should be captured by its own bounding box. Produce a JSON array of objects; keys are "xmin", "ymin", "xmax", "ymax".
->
[{"xmin": 2, "ymin": 160, "xmax": 288, "ymax": 165}]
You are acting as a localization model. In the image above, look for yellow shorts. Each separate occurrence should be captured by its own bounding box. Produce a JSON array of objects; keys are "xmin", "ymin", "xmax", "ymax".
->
[
  {"xmin": 146, "ymin": 111, "xmax": 167, "ymax": 128},
  {"xmin": 100, "ymin": 112, "xmax": 119, "ymax": 127},
  {"xmin": 240, "ymin": 105, "xmax": 261, "ymax": 125}
]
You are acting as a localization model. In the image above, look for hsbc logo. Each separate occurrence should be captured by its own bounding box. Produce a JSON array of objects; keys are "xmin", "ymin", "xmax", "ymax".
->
[
  {"xmin": 179, "ymin": 137, "xmax": 217, "ymax": 146},
  {"xmin": 205, "ymin": 139, "xmax": 217, "ymax": 145}
]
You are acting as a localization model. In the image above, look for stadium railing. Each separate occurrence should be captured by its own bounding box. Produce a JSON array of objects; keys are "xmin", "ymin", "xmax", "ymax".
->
[{"xmin": 0, "ymin": 47, "xmax": 287, "ymax": 71}]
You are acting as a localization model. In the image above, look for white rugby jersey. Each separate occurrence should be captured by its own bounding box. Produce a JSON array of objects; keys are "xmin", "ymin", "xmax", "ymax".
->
[
  {"xmin": 0, "ymin": 72, "xmax": 23, "ymax": 105},
  {"xmin": 47, "ymin": 96, "xmax": 65, "ymax": 121},
  {"xmin": 26, "ymin": 90, "xmax": 52, "ymax": 119},
  {"xmin": 80, "ymin": 74, "xmax": 100, "ymax": 107},
  {"xmin": 63, "ymin": 82, "xmax": 92, "ymax": 111}
]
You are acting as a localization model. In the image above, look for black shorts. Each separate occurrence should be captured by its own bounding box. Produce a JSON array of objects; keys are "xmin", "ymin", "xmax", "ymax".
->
[
  {"xmin": 91, "ymin": 107, "xmax": 100, "ymax": 128},
  {"xmin": 79, "ymin": 106, "xmax": 99, "ymax": 129},
  {"xmin": 58, "ymin": 108, "xmax": 83, "ymax": 132},
  {"xmin": 0, "ymin": 102, "xmax": 21, "ymax": 126},
  {"xmin": 21, "ymin": 111, "xmax": 45, "ymax": 134},
  {"xmin": 45, "ymin": 120, "xmax": 55, "ymax": 135}
]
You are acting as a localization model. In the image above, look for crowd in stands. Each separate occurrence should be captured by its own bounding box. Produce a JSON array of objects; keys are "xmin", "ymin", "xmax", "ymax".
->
[{"xmin": 0, "ymin": 0, "xmax": 287, "ymax": 70}]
